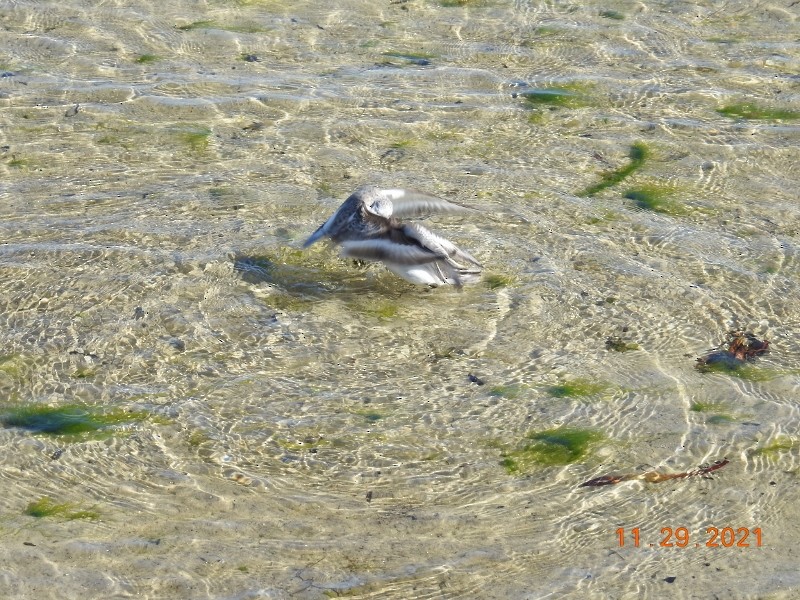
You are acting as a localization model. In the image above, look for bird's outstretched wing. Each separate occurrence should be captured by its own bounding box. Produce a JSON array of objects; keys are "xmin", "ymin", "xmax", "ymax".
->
[
  {"xmin": 401, "ymin": 223, "xmax": 482, "ymax": 268},
  {"xmin": 339, "ymin": 239, "xmax": 444, "ymax": 264},
  {"xmin": 379, "ymin": 189, "xmax": 477, "ymax": 219}
]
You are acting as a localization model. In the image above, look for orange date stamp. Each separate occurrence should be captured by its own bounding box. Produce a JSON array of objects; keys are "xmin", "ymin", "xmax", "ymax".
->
[{"xmin": 617, "ymin": 527, "xmax": 763, "ymax": 548}]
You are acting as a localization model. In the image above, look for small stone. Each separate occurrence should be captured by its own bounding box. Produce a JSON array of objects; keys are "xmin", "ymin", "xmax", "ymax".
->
[{"xmin": 468, "ymin": 373, "xmax": 485, "ymax": 386}]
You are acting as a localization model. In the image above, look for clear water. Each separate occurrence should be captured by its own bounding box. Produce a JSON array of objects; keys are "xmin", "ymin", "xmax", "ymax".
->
[{"xmin": 1, "ymin": 0, "xmax": 799, "ymax": 598}]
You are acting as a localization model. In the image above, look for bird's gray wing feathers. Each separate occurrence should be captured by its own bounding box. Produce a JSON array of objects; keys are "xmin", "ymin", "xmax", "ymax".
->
[
  {"xmin": 380, "ymin": 189, "xmax": 477, "ymax": 218},
  {"xmin": 302, "ymin": 223, "xmax": 328, "ymax": 248},
  {"xmin": 401, "ymin": 223, "xmax": 482, "ymax": 268},
  {"xmin": 339, "ymin": 239, "xmax": 444, "ymax": 265}
]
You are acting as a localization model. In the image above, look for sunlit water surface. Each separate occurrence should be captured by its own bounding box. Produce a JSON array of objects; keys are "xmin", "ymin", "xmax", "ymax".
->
[{"xmin": 1, "ymin": 0, "xmax": 799, "ymax": 598}]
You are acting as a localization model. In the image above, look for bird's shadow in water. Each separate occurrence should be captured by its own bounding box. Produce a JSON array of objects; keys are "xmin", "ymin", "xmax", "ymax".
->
[{"xmin": 232, "ymin": 251, "xmax": 417, "ymax": 301}]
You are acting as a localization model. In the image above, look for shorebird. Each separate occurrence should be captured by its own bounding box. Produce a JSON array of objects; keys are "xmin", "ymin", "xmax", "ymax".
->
[{"xmin": 302, "ymin": 185, "xmax": 482, "ymax": 286}]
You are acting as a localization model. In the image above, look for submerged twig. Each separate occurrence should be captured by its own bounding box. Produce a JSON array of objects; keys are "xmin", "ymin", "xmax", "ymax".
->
[{"xmin": 580, "ymin": 458, "xmax": 730, "ymax": 487}]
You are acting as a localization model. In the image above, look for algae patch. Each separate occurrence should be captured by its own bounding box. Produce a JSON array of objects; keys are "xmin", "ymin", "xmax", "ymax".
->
[
  {"xmin": 717, "ymin": 103, "xmax": 800, "ymax": 121},
  {"xmin": 690, "ymin": 401, "xmax": 726, "ymax": 413},
  {"xmin": 484, "ymin": 273, "xmax": 515, "ymax": 290},
  {"xmin": 547, "ymin": 379, "xmax": 607, "ymax": 398},
  {"xmin": 235, "ymin": 249, "xmax": 352, "ymax": 289},
  {"xmin": 624, "ymin": 185, "xmax": 687, "ymax": 215},
  {"xmin": 25, "ymin": 497, "xmax": 99, "ymax": 520},
  {"xmin": 599, "ymin": 9, "xmax": 625, "ymax": 20},
  {"xmin": 488, "ymin": 384, "xmax": 522, "ymax": 399},
  {"xmin": 580, "ymin": 142, "xmax": 650, "ymax": 197},
  {"xmin": 0, "ymin": 353, "xmax": 28, "ymax": 379},
  {"xmin": 605, "ymin": 336, "xmax": 639, "ymax": 352},
  {"xmin": 523, "ymin": 87, "xmax": 588, "ymax": 109},
  {"xmin": 135, "ymin": 54, "xmax": 160, "ymax": 64},
  {"xmin": 696, "ymin": 362, "xmax": 778, "ymax": 382},
  {"xmin": 501, "ymin": 427, "xmax": 603, "ymax": 473},
  {"xmin": 750, "ymin": 436, "xmax": 796, "ymax": 456},
  {"xmin": 348, "ymin": 296, "xmax": 401, "ymax": 319},
  {"xmin": 178, "ymin": 126, "xmax": 212, "ymax": 152},
  {"xmin": 353, "ymin": 409, "xmax": 385, "ymax": 423},
  {"xmin": 276, "ymin": 435, "xmax": 330, "ymax": 453},
  {"xmin": 521, "ymin": 83, "xmax": 593, "ymax": 118},
  {"xmin": 1, "ymin": 404, "xmax": 149, "ymax": 436}
]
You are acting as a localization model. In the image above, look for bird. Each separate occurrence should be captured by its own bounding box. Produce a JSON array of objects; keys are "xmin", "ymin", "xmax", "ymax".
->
[{"xmin": 302, "ymin": 185, "xmax": 482, "ymax": 286}]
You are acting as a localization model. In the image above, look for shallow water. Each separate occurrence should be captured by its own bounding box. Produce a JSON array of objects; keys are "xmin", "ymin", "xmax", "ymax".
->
[{"xmin": 1, "ymin": 0, "xmax": 799, "ymax": 598}]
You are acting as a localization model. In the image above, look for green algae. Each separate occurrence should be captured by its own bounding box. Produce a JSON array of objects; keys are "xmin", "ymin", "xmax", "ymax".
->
[
  {"xmin": 624, "ymin": 185, "xmax": 687, "ymax": 215},
  {"xmin": 349, "ymin": 297, "xmax": 401, "ymax": 319},
  {"xmin": 761, "ymin": 262, "xmax": 780, "ymax": 275},
  {"xmin": 691, "ymin": 401, "xmax": 737, "ymax": 424},
  {"xmin": 1, "ymin": 404, "xmax": 148, "ymax": 436},
  {"xmin": 96, "ymin": 134, "xmax": 121, "ymax": 145},
  {"xmin": 605, "ymin": 337, "xmax": 639, "ymax": 352},
  {"xmin": 429, "ymin": 346, "xmax": 460, "ymax": 361},
  {"xmin": 25, "ymin": 497, "xmax": 99, "ymax": 520},
  {"xmin": 600, "ymin": 9, "xmax": 625, "ymax": 20},
  {"xmin": 372, "ymin": 303, "xmax": 399, "ymax": 318},
  {"xmin": 696, "ymin": 360, "xmax": 778, "ymax": 382},
  {"xmin": 532, "ymin": 26, "xmax": 563, "ymax": 36},
  {"xmin": 717, "ymin": 103, "xmax": 800, "ymax": 121},
  {"xmin": 353, "ymin": 410, "xmax": 384, "ymax": 423},
  {"xmin": 176, "ymin": 20, "xmax": 216, "ymax": 31},
  {"xmin": 276, "ymin": 436, "xmax": 330, "ymax": 453},
  {"xmin": 706, "ymin": 413, "xmax": 736, "ymax": 425},
  {"xmin": 690, "ymin": 401, "xmax": 726, "ymax": 413},
  {"xmin": 70, "ymin": 366, "xmax": 97, "ymax": 379},
  {"xmin": 0, "ymin": 354, "xmax": 27, "ymax": 379},
  {"xmin": 135, "ymin": 54, "xmax": 160, "ymax": 64},
  {"xmin": 750, "ymin": 436, "xmax": 796, "ymax": 456},
  {"xmin": 178, "ymin": 126, "xmax": 212, "ymax": 152},
  {"xmin": 266, "ymin": 293, "xmax": 314, "ymax": 312},
  {"xmin": 579, "ymin": 142, "xmax": 650, "ymax": 197},
  {"xmin": 706, "ymin": 36, "xmax": 742, "ymax": 44},
  {"xmin": 728, "ymin": 365, "xmax": 783, "ymax": 382},
  {"xmin": 8, "ymin": 156, "xmax": 29, "ymax": 168},
  {"xmin": 389, "ymin": 138, "xmax": 418, "ymax": 149},
  {"xmin": 547, "ymin": 379, "xmax": 606, "ymax": 398},
  {"xmin": 488, "ymin": 384, "xmax": 522, "ymax": 399},
  {"xmin": 235, "ymin": 249, "xmax": 352, "ymax": 292},
  {"xmin": 209, "ymin": 186, "xmax": 233, "ymax": 200},
  {"xmin": 502, "ymin": 427, "xmax": 602, "ymax": 473},
  {"xmin": 522, "ymin": 86, "xmax": 589, "ymax": 109},
  {"xmin": 187, "ymin": 429, "xmax": 211, "ymax": 447},
  {"xmin": 484, "ymin": 273, "xmax": 515, "ymax": 290}
]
